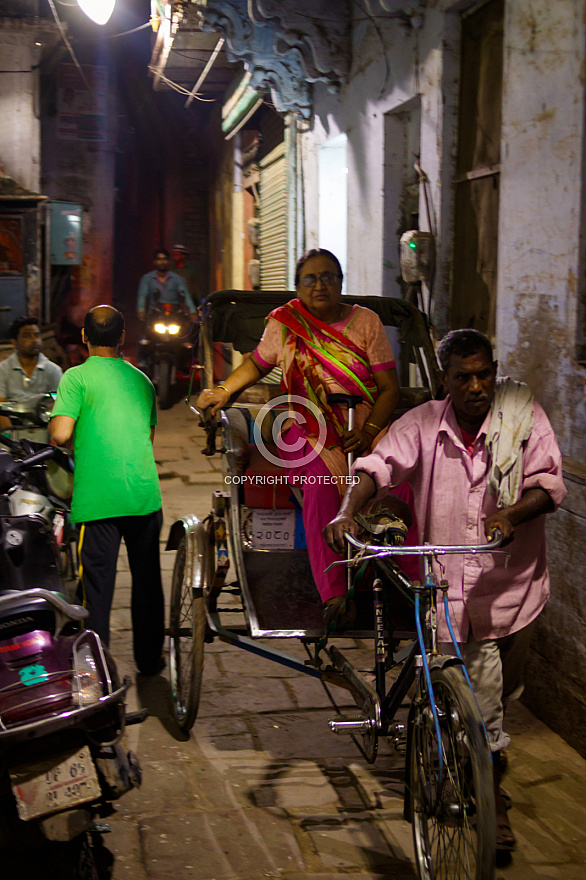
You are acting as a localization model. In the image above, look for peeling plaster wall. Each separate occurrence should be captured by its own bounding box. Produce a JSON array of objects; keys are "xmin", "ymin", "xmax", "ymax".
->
[
  {"xmin": 497, "ymin": 0, "xmax": 586, "ymax": 447},
  {"xmin": 496, "ymin": 0, "xmax": 586, "ymax": 753},
  {"xmin": 0, "ymin": 24, "xmax": 40, "ymax": 192}
]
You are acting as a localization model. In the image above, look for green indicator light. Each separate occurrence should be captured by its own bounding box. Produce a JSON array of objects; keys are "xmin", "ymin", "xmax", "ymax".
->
[{"xmin": 409, "ymin": 241, "xmax": 417, "ymax": 249}]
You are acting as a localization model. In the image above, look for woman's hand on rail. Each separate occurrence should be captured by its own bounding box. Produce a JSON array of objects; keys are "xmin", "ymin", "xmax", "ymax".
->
[
  {"xmin": 197, "ymin": 386, "xmax": 230, "ymax": 417},
  {"xmin": 341, "ymin": 427, "xmax": 373, "ymax": 456},
  {"xmin": 323, "ymin": 513, "xmax": 360, "ymax": 555},
  {"xmin": 196, "ymin": 357, "xmax": 266, "ymax": 416}
]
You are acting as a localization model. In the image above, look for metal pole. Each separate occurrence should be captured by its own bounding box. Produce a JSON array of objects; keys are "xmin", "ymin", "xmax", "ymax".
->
[{"xmin": 286, "ymin": 113, "xmax": 297, "ymax": 289}]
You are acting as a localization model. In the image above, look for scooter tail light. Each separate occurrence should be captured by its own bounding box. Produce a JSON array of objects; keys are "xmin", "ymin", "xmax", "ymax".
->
[{"xmin": 72, "ymin": 641, "xmax": 103, "ymax": 706}]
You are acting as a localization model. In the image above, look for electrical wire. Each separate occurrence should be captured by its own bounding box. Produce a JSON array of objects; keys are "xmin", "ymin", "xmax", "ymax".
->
[
  {"xmin": 47, "ymin": 0, "xmax": 91, "ymax": 91},
  {"xmin": 350, "ymin": 0, "xmax": 392, "ymax": 98},
  {"xmin": 107, "ymin": 22, "xmax": 152, "ymax": 39},
  {"xmin": 147, "ymin": 65, "xmax": 216, "ymax": 101}
]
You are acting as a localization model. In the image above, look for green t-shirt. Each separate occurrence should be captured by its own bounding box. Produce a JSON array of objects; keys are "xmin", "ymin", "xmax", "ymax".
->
[{"xmin": 52, "ymin": 357, "xmax": 162, "ymax": 523}]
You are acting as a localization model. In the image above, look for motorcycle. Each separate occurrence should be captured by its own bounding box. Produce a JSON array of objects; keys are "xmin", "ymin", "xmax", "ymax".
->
[
  {"xmin": 0, "ymin": 395, "xmax": 75, "ymax": 578},
  {"xmin": 0, "ymin": 392, "xmax": 56, "ymax": 444},
  {"xmin": 138, "ymin": 299, "xmax": 195, "ymax": 409},
  {"xmin": 0, "ymin": 443, "xmax": 145, "ymax": 877}
]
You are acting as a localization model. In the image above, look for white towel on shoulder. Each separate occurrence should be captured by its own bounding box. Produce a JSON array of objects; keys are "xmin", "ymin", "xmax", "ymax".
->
[{"xmin": 485, "ymin": 377, "xmax": 534, "ymax": 508}]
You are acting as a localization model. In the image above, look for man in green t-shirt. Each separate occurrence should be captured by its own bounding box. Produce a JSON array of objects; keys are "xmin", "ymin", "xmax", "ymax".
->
[{"xmin": 50, "ymin": 306, "xmax": 164, "ymax": 676}]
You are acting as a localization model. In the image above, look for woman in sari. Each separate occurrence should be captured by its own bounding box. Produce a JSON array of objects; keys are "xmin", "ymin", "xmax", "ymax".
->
[{"xmin": 197, "ymin": 249, "xmax": 400, "ymax": 623}]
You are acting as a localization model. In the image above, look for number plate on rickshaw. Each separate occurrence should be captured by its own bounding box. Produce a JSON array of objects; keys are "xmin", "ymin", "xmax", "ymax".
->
[
  {"xmin": 251, "ymin": 510, "xmax": 296, "ymax": 549},
  {"xmin": 9, "ymin": 745, "xmax": 101, "ymax": 821}
]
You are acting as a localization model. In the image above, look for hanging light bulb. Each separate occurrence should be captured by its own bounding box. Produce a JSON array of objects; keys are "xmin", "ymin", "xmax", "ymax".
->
[{"xmin": 77, "ymin": 0, "xmax": 116, "ymax": 26}]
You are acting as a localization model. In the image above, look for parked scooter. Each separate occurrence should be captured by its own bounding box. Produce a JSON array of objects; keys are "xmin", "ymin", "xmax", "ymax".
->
[
  {"xmin": 0, "ymin": 444, "xmax": 145, "ymax": 877},
  {"xmin": 0, "ymin": 395, "xmax": 75, "ymax": 577},
  {"xmin": 138, "ymin": 298, "xmax": 195, "ymax": 409}
]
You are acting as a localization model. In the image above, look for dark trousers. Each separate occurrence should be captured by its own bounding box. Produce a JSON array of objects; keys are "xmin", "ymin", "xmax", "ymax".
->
[{"xmin": 77, "ymin": 510, "xmax": 164, "ymax": 675}]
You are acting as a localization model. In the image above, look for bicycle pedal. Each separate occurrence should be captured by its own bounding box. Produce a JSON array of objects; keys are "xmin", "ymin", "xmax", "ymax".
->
[{"xmin": 329, "ymin": 714, "xmax": 375, "ymax": 735}]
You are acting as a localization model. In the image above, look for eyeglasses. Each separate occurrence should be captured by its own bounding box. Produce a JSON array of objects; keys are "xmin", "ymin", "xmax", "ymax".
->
[{"xmin": 298, "ymin": 272, "xmax": 341, "ymax": 288}]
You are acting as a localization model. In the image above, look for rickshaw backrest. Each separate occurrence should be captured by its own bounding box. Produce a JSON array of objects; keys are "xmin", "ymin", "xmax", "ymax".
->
[{"xmin": 201, "ymin": 289, "xmax": 440, "ymax": 399}]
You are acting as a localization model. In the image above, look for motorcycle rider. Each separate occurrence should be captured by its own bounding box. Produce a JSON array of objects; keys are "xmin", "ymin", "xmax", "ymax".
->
[
  {"xmin": 0, "ymin": 316, "xmax": 63, "ymax": 431},
  {"xmin": 137, "ymin": 248, "xmax": 197, "ymax": 323}
]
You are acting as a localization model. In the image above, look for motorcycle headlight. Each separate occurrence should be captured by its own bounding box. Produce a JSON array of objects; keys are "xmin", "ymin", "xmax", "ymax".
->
[
  {"xmin": 73, "ymin": 642, "xmax": 103, "ymax": 706},
  {"xmin": 167, "ymin": 324, "xmax": 180, "ymax": 335}
]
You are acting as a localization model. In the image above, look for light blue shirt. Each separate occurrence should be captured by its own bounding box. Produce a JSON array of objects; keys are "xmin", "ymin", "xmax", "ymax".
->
[
  {"xmin": 137, "ymin": 270, "xmax": 196, "ymax": 314},
  {"xmin": 0, "ymin": 351, "xmax": 62, "ymax": 400}
]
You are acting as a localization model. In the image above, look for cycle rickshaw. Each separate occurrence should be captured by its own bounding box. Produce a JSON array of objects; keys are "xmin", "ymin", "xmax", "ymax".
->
[{"xmin": 166, "ymin": 290, "xmax": 499, "ymax": 880}]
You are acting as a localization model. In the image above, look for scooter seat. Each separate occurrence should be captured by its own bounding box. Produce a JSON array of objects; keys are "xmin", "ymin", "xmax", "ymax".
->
[{"xmin": 0, "ymin": 593, "xmax": 57, "ymax": 639}]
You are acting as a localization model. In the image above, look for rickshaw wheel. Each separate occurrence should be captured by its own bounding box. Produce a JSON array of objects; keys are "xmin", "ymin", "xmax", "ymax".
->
[{"xmin": 169, "ymin": 537, "xmax": 205, "ymax": 732}]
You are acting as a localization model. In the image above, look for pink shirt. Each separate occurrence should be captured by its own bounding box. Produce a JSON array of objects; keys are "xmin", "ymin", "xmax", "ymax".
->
[{"xmin": 353, "ymin": 397, "xmax": 566, "ymax": 642}]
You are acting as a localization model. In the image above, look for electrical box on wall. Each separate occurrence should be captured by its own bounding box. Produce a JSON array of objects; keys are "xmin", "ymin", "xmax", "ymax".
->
[
  {"xmin": 50, "ymin": 201, "xmax": 82, "ymax": 265},
  {"xmin": 400, "ymin": 230, "xmax": 435, "ymax": 283}
]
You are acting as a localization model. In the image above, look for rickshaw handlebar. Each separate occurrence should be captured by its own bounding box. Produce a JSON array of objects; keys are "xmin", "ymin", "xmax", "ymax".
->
[{"xmin": 344, "ymin": 530, "xmax": 503, "ymax": 557}]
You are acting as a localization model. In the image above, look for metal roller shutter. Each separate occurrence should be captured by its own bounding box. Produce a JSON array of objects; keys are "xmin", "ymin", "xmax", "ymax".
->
[{"xmin": 259, "ymin": 141, "xmax": 288, "ymax": 290}]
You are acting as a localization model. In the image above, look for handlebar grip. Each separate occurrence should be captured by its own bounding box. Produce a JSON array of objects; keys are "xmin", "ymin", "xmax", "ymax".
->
[
  {"xmin": 21, "ymin": 447, "xmax": 56, "ymax": 469},
  {"xmin": 326, "ymin": 393, "xmax": 363, "ymax": 408}
]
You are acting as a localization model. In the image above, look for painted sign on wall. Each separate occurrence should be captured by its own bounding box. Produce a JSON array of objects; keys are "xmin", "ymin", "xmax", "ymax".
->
[{"xmin": 57, "ymin": 64, "xmax": 108, "ymax": 142}]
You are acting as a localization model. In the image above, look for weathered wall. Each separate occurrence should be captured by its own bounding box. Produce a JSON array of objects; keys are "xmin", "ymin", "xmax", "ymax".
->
[
  {"xmin": 0, "ymin": 20, "xmax": 40, "ymax": 192},
  {"xmin": 204, "ymin": 103, "xmax": 235, "ymax": 292},
  {"xmin": 41, "ymin": 62, "xmax": 117, "ymax": 324},
  {"xmin": 496, "ymin": 0, "xmax": 586, "ymax": 753},
  {"xmin": 302, "ymin": 4, "xmax": 460, "ymax": 315}
]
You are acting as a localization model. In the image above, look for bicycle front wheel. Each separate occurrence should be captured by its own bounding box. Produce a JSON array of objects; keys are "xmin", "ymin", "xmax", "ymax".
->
[
  {"xmin": 409, "ymin": 663, "xmax": 495, "ymax": 880},
  {"xmin": 168, "ymin": 537, "xmax": 206, "ymax": 732}
]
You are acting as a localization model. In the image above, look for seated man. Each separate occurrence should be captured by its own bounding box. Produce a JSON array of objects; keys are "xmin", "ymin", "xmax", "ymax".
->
[
  {"xmin": 0, "ymin": 316, "xmax": 63, "ymax": 431},
  {"xmin": 324, "ymin": 328, "xmax": 566, "ymax": 856},
  {"xmin": 137, "ymin": 248, "xmax": 197, "ymax": 323}
]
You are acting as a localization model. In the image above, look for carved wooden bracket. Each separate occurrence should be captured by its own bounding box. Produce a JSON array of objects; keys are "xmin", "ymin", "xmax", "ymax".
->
[{"xmin": 199, "ymin": 0, "xmax": 350, "ymax": 117}]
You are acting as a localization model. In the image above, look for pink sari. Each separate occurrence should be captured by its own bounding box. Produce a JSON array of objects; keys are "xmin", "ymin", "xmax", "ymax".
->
[{"xmin": 268, "ymin": 299, "xmax": 378, "ymax": 487}]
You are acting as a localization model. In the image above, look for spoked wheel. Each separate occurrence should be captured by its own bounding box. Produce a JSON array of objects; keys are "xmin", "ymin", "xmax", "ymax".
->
[
  {"xmin": 409, "ymin": 664, "xmax": 495, "ymax": 880},
  {"xmin": 168, "ymin": 537, "xmax": 206, "ymax": 732}
]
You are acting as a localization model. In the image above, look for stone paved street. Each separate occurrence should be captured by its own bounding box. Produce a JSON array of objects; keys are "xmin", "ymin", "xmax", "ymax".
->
[{"xmin": 101, "ymin": 401, "xmax": 586, "ymax": 880}]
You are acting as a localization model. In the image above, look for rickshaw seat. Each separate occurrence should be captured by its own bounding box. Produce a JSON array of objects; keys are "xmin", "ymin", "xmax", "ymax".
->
[{"xmin": 243, "ymin": 445, "xmax": 296, "ymax": 509}]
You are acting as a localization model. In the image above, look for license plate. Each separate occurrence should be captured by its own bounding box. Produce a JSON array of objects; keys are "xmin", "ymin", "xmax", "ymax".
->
[
  {"xmin": 251, "ymin": 509, "xmax": 296, "ymax": 549},
  {"xmin": 10, "ymin": 745, "xmax": 101, "ymax": 821}
]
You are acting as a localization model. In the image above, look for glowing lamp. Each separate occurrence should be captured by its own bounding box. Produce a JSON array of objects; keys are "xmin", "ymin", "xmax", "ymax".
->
[{"xmin": 77, "ymin": 0, "xmax": 116, "ymax": 26}]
